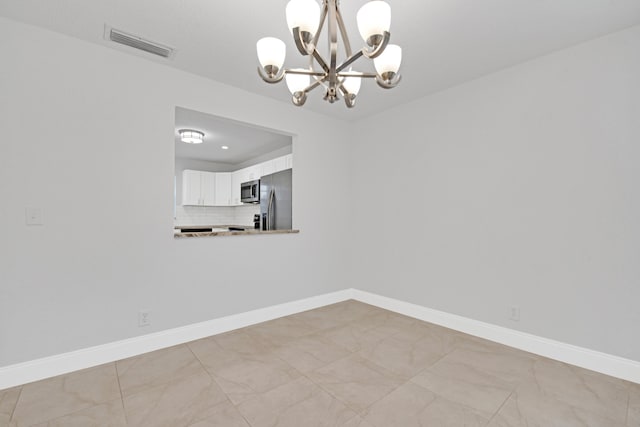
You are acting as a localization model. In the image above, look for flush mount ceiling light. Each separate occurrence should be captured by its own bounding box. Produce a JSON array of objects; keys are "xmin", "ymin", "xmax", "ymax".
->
[
  {"xmin": 256, "ymin": 0, "xmax": 402, "ymax": 108},
  {"xmin": 179, "ymin": 129, "xmax": 204, "ymax": 144}
]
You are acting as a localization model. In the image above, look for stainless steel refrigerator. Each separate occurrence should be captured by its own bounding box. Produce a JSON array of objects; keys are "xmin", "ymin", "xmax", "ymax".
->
[{"xmin": 260, "ymin": 169, "xmax": 292, "ymax": 230}]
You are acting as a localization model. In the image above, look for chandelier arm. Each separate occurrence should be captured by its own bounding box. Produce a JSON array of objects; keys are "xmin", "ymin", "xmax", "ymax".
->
[
  {"xmin": 337, "ymin": 72, "xmax": 376, "ymax": 78},
  {"xmin": 257, "ymin": 66, "xmax": 284, "ymax": 84},
  {"xmin": 311, "ymin": 49, "xmax": 330, "ymax": 73},
  {"xmin": 303, "ymin": 79, "xmax": 325, "ymax": 94},
  {"xmin": 344, "ymin": 95, "xmax": 355, "ymax": 108},
  {"xmin": 336, "ymin": 50, "xmax": 364, "ymax": 74},
  {"xmin": 338, "ymin": 84, "xmax": 356, "ymax": 109},
  {"xmin": 292, "ymin": 92, "xmax": 307, "ymax": 106},
  {"xmin": 311, "ymin": 3, "xmax": 328, "ymax": 48},
  {"xmin": 292, "ymin": 79, "xmax": 326, "ymax": 108},
  {"xmin": 327, "ymin": 0, "xmax": 339, "ymax": 96},
  {"xmin": 335, "ymin": 7, "xmax": 353, "ymax": 57},
  {"xmin": 285, "ymin": 69, "xmax": 325, "ymax": 77},
  {"xmin": 293, "ymin": 27, "xmax": 311, "ymax": 56},
  {"xmin": 362, "ymin": 31, "xmax": 391, "ymax": 59},
  {"xmin": 375, "ymin": 73, "xmax": 402, "ymax": 89},
  {"xmin": 307, "ymin": 51, "xmax": 329, "ymax": 92}
]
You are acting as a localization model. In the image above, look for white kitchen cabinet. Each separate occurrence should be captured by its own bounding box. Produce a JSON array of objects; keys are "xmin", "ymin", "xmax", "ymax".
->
[
  {"xmin": 259, "ymin": 155, "xmax": 291, "ymax": 178},
  {"xmin": 261, "ymin": 159, "xmax": 276, "ymax": 177},
  {"xmin": 273, "ymin": 155, "xmax": 287, "ymax": 173},
  {"xmin": 215, "ymin": 172, "xmax": 232, "ymax": 206},
  {"xmin": 182, "ymin": 155, "xmax": 293, "ymax": 207},
  {"xmin": 182, "ymin": 170, "xmax": 201, "ymax": 206},
  {"xmin": 231, "ymin": 171, "xmax": 243, "ymax": 205},
  {"xmin": 182, "ymin": 170, "xmax": 216, "ymax": 206},
  {"xmin": 201, "ymin": 172, "xmax": 216, "ymax": 205},
  {"xmin": 246, "ymin": 165, "xmax": 261, "ymax": 181}
]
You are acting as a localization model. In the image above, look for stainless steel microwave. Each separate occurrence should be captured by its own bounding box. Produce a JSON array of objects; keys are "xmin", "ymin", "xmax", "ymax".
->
[{"xmin": 241, "ymin": 179, "xmax": 260, "ymax": 203}]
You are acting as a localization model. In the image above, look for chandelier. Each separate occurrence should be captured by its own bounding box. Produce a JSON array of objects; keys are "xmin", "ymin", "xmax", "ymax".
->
[{"xmin": 256, "ymin": 0, "xmax": 402, "ymax": 108}]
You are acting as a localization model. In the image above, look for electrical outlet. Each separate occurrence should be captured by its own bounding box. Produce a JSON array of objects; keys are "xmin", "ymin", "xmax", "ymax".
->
[
  {"xmin": 25, "ymin": 207, "xmax": 44, "ymax": 225},
  {"xmin": 138, "ymin": 310, "xmax": 151, "ymax": 327},
  {"xmin": 509, "ymin": 306, "xmax": 520, "ymax": 322}
]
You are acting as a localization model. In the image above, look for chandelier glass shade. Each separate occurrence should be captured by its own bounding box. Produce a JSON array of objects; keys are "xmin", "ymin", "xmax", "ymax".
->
[{"xmin": 256, "ymin": 0, "xmax": 402, "ymax": 108}]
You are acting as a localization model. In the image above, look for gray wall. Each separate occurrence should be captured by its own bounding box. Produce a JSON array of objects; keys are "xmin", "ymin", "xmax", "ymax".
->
[
  {"xmin": 0, "ymin": 17, "xmax": 352, "ymax": 366},
  {"xmin": 350, "ymin": 25, "xmax": 640, "ymax": 361},
  {"xmin": 2, "ymin": 15, "xmax": 639, "ymax": 368}
]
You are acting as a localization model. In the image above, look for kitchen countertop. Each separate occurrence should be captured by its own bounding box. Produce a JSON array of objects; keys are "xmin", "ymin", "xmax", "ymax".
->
[{"xmin": 174, "ymin": 225, "xmax": 300, "ymax": 238}]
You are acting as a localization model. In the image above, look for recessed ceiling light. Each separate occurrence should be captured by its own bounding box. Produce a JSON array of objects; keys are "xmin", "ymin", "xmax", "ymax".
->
[
  {"xmin": 179, "ymin": 129, "xmax": 204, "ymax": 144},
  {"xmin": 221, "ymin": 145, "xmax": 229, "ymax": 150}
]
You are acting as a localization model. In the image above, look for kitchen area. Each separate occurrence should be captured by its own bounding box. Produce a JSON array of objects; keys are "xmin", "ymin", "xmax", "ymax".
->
[{"xmin": 174, "ymin": 107, "xmax": 297, "ymax": 237}]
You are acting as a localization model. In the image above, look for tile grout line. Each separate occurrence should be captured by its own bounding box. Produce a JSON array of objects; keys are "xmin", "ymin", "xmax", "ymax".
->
[
  {"xmin": 184, "ymin": 340, "xmax": 255, "ymax": 427},
  {"xmin": 349, "ymin": 323, "xmax": 526, "ymax": 425},
  {"xmin": 13, "ymin": 367, "xmax": 125, "ymax": 426},
  {"xmin": 302, "ymin": 349, "xmax": 408, "ymax": 417},
  {"xmin": 353, "ymin": 336, "xmax": 453, "ymax": 412},
  {"xmin": 114, "ymin": 361, "xmax": 129, "ymax": 426},
  {"xmin": 348, "ymin": 332, "xmax": 458, "ymax": 411},
  {"xmin": 407, "ymin": 378, "xmax": 494, "ymax": 422},
  {"xmin": 300, "ymin": 369, "xmax": 363, "ymax": 415},
  {"xmin": 354, "ymin": 338, "xmax": 464, "ymax": 420},
  {"xmin": 18, "ymin": 397, "xmax": 126, "ymax": 426},
  {"xmin": 355, "ymin": 377, "xmax": 413, "ymax": 420},
  {"xmin": 485, "ymin": 389, "xmax": 514, "ymax": 426},
  {"xmin": 9, "ymin": 362, "xmax": 133, "ymax": 425},
  {"xmin": 626, "ymin": 389, "xmax": 630, "ymax": 426},
  {"xmin": 291, "ymin": 317, "xmax": 373, "ymax": 415},
  {"xmin": 292, "ymin": 307, "xmax": 437, "ymax": 418},
  {"xmin": 8, "ymin": 386, "xmax": 23, "ymax": 424}
]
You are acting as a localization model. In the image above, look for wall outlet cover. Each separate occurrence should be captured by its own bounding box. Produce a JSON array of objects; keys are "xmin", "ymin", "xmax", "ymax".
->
[
  {"xmin": 138, "ymin": 310, "xmax": 151, "ymax": 327},
  {"xmin": 25, "ymin": 207, "xmax": 44, "ymax": 225}
]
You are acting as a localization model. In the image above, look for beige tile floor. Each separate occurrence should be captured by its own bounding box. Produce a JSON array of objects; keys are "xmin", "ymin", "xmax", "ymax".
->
[{"xmin": 1, "ymin": 300, "xmax": 638, "ymax": 426}]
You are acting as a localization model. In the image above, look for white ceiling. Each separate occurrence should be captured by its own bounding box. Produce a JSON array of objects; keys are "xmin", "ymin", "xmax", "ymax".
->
[
  {"xmin": 2, "ymin": 1, "xmax": 640, "ymax": 122},
  {"xmin": 175, "ymin": 107, "xmax": 292, "ymax": 165}
]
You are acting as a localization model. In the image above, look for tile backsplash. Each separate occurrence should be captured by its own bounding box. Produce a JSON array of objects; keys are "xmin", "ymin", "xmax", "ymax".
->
[
  {"xmin": 234, "ymin": 204, "xmax": 262, "ymax": 225},
  {"xmin": 175, "ymin": 204, "xmax": 260, "ymax": 227}
]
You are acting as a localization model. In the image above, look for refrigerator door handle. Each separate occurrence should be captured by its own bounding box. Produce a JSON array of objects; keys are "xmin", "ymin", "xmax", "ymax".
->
[{"xmin": 268, "ymin": 188, "xmax": 275, "ymax": 230}]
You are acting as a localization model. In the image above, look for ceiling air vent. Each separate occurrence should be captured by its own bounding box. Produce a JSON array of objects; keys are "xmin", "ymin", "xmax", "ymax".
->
[{"xmin": 106, "ymin": 26, "xmax": 175, "ymax": 59}]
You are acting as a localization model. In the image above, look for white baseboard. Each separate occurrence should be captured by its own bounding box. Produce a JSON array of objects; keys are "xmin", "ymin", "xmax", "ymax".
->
[
  {"xmin": 0, "ymin": 289, "xmax": 355, "ymax": 390},
  {"xmin": 351, "ymin": 289, "xmax": 640, "ymax": 384},
  {"xmin": 2, "ymin": 288, "xmax": 639, "ymax": 389}
]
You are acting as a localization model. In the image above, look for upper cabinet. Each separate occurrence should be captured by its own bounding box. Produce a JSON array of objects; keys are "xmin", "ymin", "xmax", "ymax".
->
[
  {"xmin": 261, "ymin": 160, "xmax": 276, "ymax": 177},
  {"xmin": 182, "ymin": 170, "xmax": 216, "ymax": 206},
  {"xmin": 273, "ymin": 156, "xmax": 287, "ymax": 173},
  {"xmin": 182, "ymin": 154, "xmax": 293, "ymax": 207},
  {"xmin": 201, "ymin": 172, "xmax": 216, "ymax": 206},
  {"xmin": 260, "ymin": 154, "xmax": 293, "ymax": 178},
  {"xmin": 231, "ymin": 172, "xmax": 243, "ymax": 206},
  {"xmin": 246, "ymin": 164, "xmax": 261, "ymax": 181},
  {"xmin": 214, "ymin": 173, "xmax": 232, "ymax": 206},
  {"xmin": 182, "ymin": 170, "xmax": 201, "ymax": 206}
]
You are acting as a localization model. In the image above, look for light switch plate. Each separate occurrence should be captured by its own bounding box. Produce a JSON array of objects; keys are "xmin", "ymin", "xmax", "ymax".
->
[
  {"xmin": 25, "ymin": 207, "xmax": 44, "ymax": 225},
  {"xmin": 509, "ymin": 306, "xmax": 520, "ymax": 322}
]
